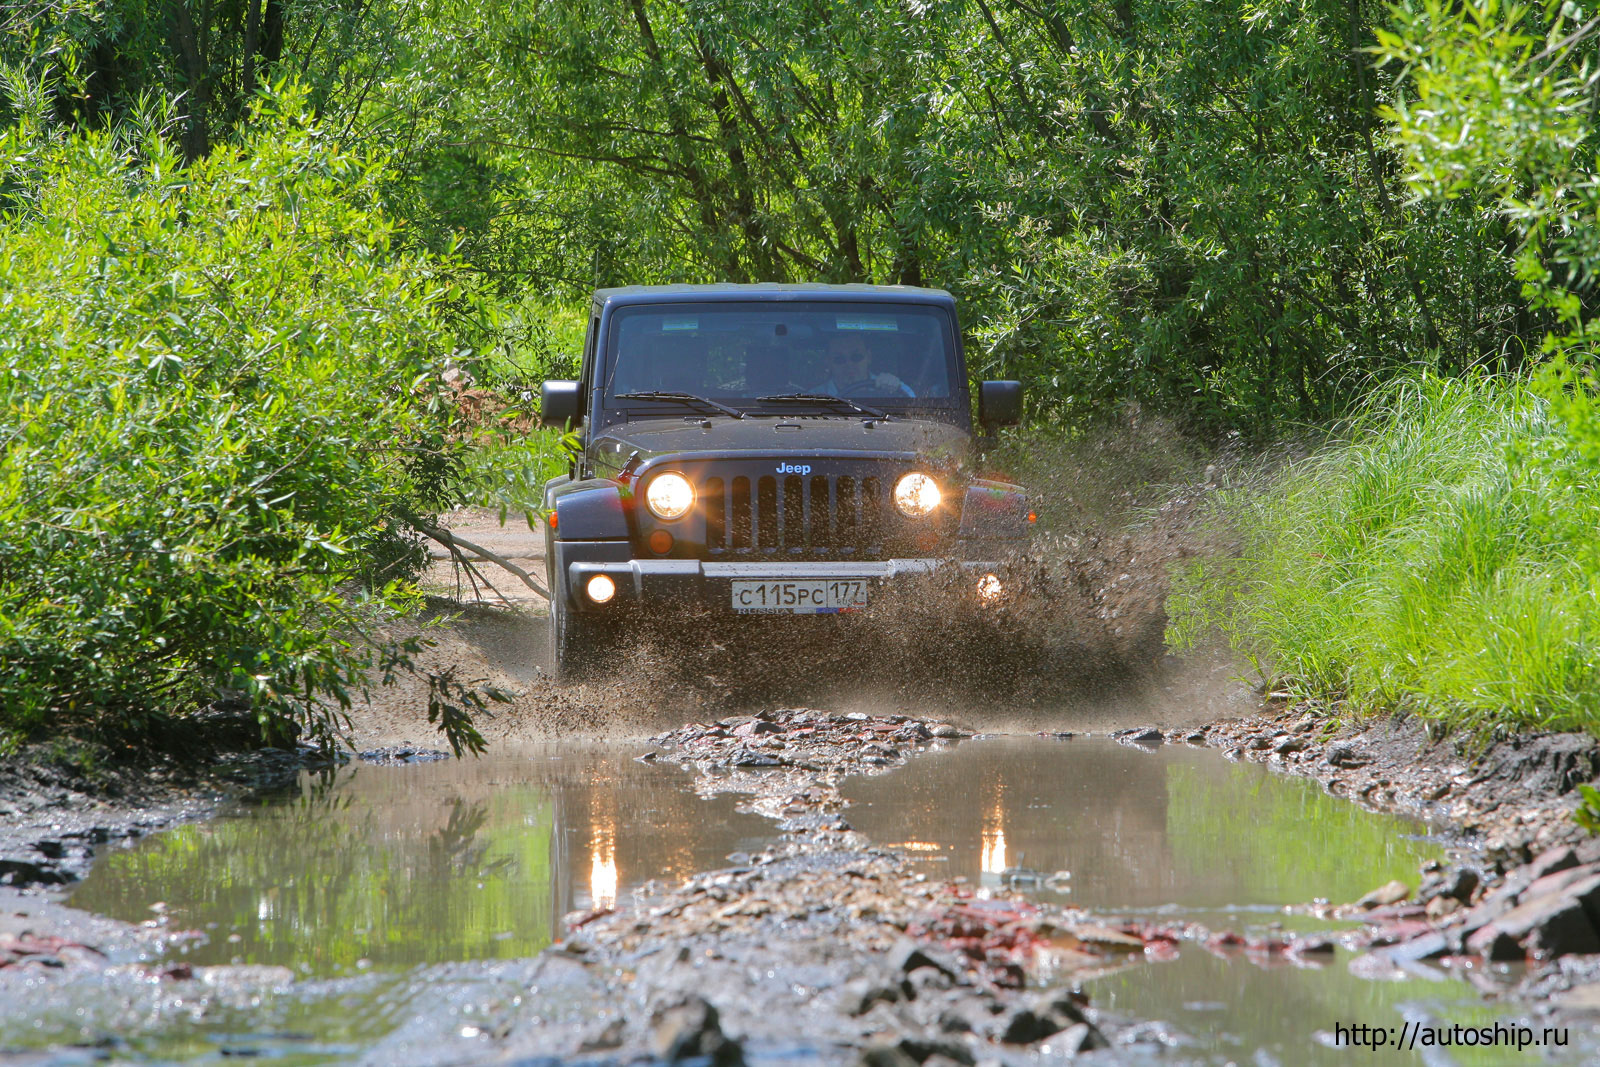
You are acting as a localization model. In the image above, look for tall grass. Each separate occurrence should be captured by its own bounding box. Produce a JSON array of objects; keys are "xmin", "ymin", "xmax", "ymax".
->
[{"xmin": 1171, "ymin": 375, "xmax": 1600, "ymax": 735}]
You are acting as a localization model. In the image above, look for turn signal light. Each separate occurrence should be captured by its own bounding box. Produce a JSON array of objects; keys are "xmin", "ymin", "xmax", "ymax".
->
[{"xmin": 648, "ymin": 529, "xmax": 674, "ymax": 554}]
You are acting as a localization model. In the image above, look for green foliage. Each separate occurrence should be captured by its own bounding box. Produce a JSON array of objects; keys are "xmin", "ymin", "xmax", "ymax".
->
[
  {"xmin": 335, "ymin": 0, "xmax": 1537, "ymax": 432},
  {"xmin": 1574, "ymin": 783, "xmax": 1600, "ymax": 834},
  {"xmin": 0, "ymin": 86, "xmax": 489, "ymax": 753},
  {"xmin": 8, "ymin": 1, "xmax": 1567, "ymax": 433},
  {"xmin": 1170, "ymin": 374, "xmax": 1600, "ymax": 734}
]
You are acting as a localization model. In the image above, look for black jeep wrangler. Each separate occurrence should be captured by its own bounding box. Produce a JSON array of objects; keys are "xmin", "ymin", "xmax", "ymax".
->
[{"xmin": 539, "ymin": 283, "xmax": 1030, "ymax": 679}]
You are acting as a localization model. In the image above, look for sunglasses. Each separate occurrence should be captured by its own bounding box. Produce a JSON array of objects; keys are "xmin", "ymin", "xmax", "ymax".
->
[{"xmin": 828, "ymin": 351, "xmax": 869, "ymax": 365}]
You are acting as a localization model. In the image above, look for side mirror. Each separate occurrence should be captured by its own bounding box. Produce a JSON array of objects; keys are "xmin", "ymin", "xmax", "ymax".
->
[
  {"xmin": 540, "ymin": 380, "xmax": 581, "ymax": 428},
  {"xmin": 978, "ymin": 380, "xmax": 1023, "ymax": 428}
]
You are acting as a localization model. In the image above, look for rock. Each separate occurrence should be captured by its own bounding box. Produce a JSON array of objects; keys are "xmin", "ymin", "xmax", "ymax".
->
[
  {"xmin": 1383, "ymin": 930, "xmax": 1450, "ymax": 963},
  {"xmin": 998, "ymin": 1008, "xmax": 1061, "ymax": 1045},
  {"xmin": 1420, "ymin": 867, "xmax": 1480, "ymax": 905},
  {"xmin": 195, "ymin": 964, "xmax": 295, "ymax": 988},
  {"xmin": 1503, "ymin": 845, "xmax": 1581, "ymax": 898},
  {"xmin": 1325, "ymin": 742, "xmax": 1369, "ymax": 767},
  {"xmin": 929, "ymin": 724, "xmax": 962, "ymax": 739},
  {"xmin": 1053, "ymin": 1023, "xmax": 1108, "ymax": 1053},
  {"xmin": 1274, "ymin": 736, "xmax": 1308, "ymax": 755},
  {"xmin": 1355, "ymin": 881, "xmax": 1410, "ymax": 909},
  {"xmin": 1465, "ymin": 874, "xmax": 1600, "ymax": 961},
  {"xmin": 1062, "ymin": 924, "xmax": 1145, "ymax": 951},
  {"xmin": 905, "ymin": 967, "xmax": 953, "ymax": 997},
  {"xmin": 650, "ymin": 994, "xmax": 743, "ymax": 1065},
  {"xmin": 1467, "ymin": 924, "xmax": 1526, "ymax": 962},
  {"xmin": 856, "ymin": 1046, "xmax": 919, "ymax": 1067},
  {"xmin": 845, "ymin": 977, "xmax": 905, "ymax": 1016},
  {"xmin": 1289, "ymin": 936, "xmax": 1336, "ymax": 956},
  {"xmin": 1425, "ymin": 896, "xmax": 1462, "ymax": 920},
  {"xmin": 936, "ymin": 1008, "xmax": 976, "ymax": 1034},
  {"xmin": 1520, "ymin": 862, "xmax": 1600, "ymax": 904},
  {"xmin": 0, "ymin": 859, "xmax": 71, "ymax": 886},
  {"xmin": 1116, "ymin": 727, "xmax": 1163, "ymax": 746},
  {"xmin": 896, "ymin": 1038, "xmax": 975, "ymax": 1064},
  {"xmin": 732, "ymin": 720, "xmax": 781, "ymax": 737},
  {"xmin": 577, "ymin": 1018, "xmax": 625, "ymax": 1051},
  {"xmin": 1555, "ymin": 983, "xmax": 1600, "ymax": 1015},
  {"xmin": 889, "ymin": 939, "xmax": 959, "ymax": 979},
  {"xmin": 1248, "ymin": 735, "xmax": 1274, "ymax": 751}
]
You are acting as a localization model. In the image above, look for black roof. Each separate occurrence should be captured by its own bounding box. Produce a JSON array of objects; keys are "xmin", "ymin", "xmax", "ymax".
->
[{"xmin": 593, "ymin": 283, "xmax": 955, "ymax": 309}]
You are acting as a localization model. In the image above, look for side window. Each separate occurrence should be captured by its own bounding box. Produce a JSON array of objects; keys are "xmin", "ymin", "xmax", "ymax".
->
[{"xmin": 578, "ymin": 312, "xmax": 599, "ymax": 424}]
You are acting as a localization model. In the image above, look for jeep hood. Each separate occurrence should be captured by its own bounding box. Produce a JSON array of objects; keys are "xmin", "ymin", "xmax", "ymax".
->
[{"xmin": 591, "ymin": 417, "xmax": 972, "ymax": 465}]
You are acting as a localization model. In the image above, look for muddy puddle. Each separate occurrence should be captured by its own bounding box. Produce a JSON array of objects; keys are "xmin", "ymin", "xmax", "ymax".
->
[
  {"xmin": 847, "ymin": 737, "xmax": 1587, "ymax": 1064},
  {"xmin": 4, "ymin": 736, "xmax": 1592, "ymax": 1064},
  {"xmin": 69, "ymin": 747, "xmax": 773, "ymax": 972}
]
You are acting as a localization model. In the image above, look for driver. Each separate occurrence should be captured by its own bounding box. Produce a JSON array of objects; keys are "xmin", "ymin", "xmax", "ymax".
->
[{"xmin": 812, "ymin": 335, "xmax": 914, "ymax": 397}]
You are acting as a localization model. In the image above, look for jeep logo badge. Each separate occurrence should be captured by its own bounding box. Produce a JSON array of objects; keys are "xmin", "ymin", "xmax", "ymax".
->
[{"xmin": 775, "ymin": 462, "xmax": 812, "ymax": 476}]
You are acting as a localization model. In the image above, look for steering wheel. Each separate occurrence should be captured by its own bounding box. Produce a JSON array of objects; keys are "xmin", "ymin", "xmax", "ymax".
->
[{"xmin": 838, "ymin": 377, "xmax": 913, "ymax": 398}]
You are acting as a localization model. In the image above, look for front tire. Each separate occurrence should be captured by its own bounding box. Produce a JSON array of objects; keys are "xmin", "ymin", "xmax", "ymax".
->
[{"xmin": 549, "ymin": 593, "xmax": 615, "ymax": 682}]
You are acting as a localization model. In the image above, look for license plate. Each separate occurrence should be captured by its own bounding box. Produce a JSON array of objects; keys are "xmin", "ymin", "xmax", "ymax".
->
[{"xmin": 730, "ymin": 579, "xmax": 869, "ymax": 614}]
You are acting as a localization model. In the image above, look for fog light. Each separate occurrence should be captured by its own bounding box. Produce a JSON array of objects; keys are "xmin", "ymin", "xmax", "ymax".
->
[
  {"xmin": 894, "ymin": 472, "xmax": 942, "ymax": 517},
  {"xmin": 646, "ymin": 472, "xmax": 694, "ymax": 520},
  {"xmin": 977, "ymin": 573, "xmax": 1003, "ymax": 604},
  {"xmin": 585, "ymin": 574, "xmax": 617, "ymax": 604}
]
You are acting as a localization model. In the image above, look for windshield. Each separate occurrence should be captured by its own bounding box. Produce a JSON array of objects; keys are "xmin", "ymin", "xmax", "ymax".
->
[{"xmin": 600, "ymin": 302, "xmax": 962, "ymax": 419}]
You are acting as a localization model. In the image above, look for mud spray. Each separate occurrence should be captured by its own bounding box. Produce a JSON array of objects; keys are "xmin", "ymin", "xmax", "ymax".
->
[{"xmin": 351, "ymin": 413, "xmax": 1261, "ymax": 746}]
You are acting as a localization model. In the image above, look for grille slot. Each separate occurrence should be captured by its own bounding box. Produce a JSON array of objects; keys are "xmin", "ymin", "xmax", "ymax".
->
[
  {"xmin": 701, "ymin": 471, "xmax": 893, "ymax": 556},
  {"xmin": 861, "ymin": 476, "xmax": 882, "ymax": 543},
  {"xmin": 731, "ymin": 477, "xmax": 752, "ymax": 548},
  {"xmin": 756, "ymin": 477, "xmax": 778, "ymax": 548},
  {"xmin": 704, "ymin": 478, "xmax": 725, "ymax": 547},
  {"xmin": 836, "ymin": 477, "xmax": 857, "ymax": 543},
  {"xmin": 782, "ymin": 476, "xmax": 804, "ymax": 549},
  {"xmin": 810, "ymin": 476, "xmax": 831, "ymax": 547}
]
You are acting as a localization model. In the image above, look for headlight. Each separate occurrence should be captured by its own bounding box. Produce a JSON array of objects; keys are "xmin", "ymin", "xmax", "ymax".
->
[
  {"xmin": 645, "ymin": 472, "xmax": 695, "ymax": 521},
  {"xmin": 893, "ymin": 472, "xmax": 942, "ymax": 518}
]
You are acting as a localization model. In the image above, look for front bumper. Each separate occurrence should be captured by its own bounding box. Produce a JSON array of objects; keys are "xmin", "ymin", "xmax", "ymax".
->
[{"xmin": 566, "ymin": 558, "xmax": 998, "ymax": 613}]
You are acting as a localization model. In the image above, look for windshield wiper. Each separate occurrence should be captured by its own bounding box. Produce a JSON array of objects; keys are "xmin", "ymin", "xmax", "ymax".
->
[
  {"xmin": 614, "ymin": 391, "xmax": 745, "ymax": 419},
  {"xmin": 756, "ymin": 393, "xmax": 890, "ymax": 420}
]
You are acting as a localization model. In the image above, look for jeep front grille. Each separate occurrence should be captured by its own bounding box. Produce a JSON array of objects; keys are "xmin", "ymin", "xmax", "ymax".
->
[{"xmin": 703, "ymin": 474, "xmax": 885, "ymax": 554}]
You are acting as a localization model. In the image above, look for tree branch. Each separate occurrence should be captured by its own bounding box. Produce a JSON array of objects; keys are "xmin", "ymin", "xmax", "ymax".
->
[{"xmin": 407, "ymin": 514, "xmax": 549, "ymax": 600}]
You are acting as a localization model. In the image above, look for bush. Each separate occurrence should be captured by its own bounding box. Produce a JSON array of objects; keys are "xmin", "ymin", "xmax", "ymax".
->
[
  {"xmin": 1171, "ymin": 374, "xmax": 1600, "ymax": 735},
  {"xmin": 0, "ymin": 88, "xmax": 490, "ymax": 753}
]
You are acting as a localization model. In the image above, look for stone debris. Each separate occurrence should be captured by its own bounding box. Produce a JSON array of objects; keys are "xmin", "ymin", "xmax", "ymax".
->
[
  {"xmin": 650, "ymin": 994, "xmax": 743, "ymax": 1064},
  {"xmin": 1354, "ymin": 880, "xmax": 1410, "ymax": 910},
  {"xmin": 0, "ymin": 932, "xmax": 106, "ymax": 971},
  {"xmin": 543, "ymin": 706, "xmax": 1204, "ymax": 1061}
]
